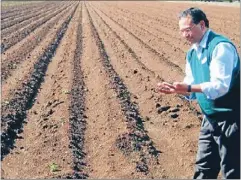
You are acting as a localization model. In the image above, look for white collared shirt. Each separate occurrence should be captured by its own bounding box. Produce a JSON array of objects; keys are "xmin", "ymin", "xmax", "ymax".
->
[{"xmin": 183, "ymin": 29, "xmax": 239, "ymax": 100}]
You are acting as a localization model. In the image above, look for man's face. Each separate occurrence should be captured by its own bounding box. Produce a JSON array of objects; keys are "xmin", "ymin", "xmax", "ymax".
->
[{"xmin": 179, "ymin": 16, "xmax": 205, "ymax": 44}]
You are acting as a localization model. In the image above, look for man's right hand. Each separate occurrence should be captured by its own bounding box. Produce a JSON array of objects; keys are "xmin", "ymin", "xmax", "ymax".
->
[
  {"xmin": 157, "ymin": 82, "xmax": 176, "ymax": 94},
  {"xmin": 157, "ymin": 82, "xmax": 190, "ymax": 95}
]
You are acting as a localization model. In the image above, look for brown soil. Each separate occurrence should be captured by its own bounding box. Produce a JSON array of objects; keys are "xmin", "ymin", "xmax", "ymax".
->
[
  {"xmin": 1, "ymin": 2, "xmax": 75, "ymax": 53},
  {"xmin": 1, "ymin": 1, "xmax": 240, "ymax": 179},
  {"xmin": 1, "ymin": 2, "xmax": 53, "ymax": 20},
  {"xmin": 1, "ymin": 3, "xmax": 77, "ymax": 82},
  {"xmin": 1, "ymin": 3, "xmax": 64, "ymax": 36}
]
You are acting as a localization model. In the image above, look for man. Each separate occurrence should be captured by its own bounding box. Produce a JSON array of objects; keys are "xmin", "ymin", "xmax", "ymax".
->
[{"xmin": 157, "ymin": 7, "xmax": 240, "ymax": 179}]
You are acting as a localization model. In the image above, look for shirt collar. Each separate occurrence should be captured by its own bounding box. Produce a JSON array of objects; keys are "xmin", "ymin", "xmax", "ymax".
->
[{"xmin": 191, "ymin": 29, "xmax": 211, "ymax": 51}]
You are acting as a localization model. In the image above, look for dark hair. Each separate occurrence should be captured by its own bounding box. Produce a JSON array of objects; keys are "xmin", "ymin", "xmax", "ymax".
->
[{"xmin": 179, "ymin": 7, "xmax": 209, "ymax": 28}]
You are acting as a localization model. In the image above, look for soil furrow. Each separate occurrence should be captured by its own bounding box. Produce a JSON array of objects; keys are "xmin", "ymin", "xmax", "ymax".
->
[
  {"xmin": 88, "ymin": 3, "xmax": 184, "ymax": 81},
  {"xmin": 1, "ymin": 4, "xmax": 76, "ymax": 82},
  {"xmin": 93, "ymin": 1, "xmax": 238, "ymax": 112},
  {"xmin": 86, "ymin": 3, "xmax": 161, "ymax": 177},
  {"xmin": 93, "ymin": 3, "xmax": 187, "ymax": 71},
  {"xmin": 1, "ymin": 5, "xmax": 78, "ymax": 160},
  {"xmin": 96, "ymin": 3, "xmax": 185, "ymax": 45},
  {"xmin": 87, "ymin": 2, "xmax": 202, "ymax": 178},
  {"xmin": 1, "ymin": 2, "xmax": 239, "ymax": 179},
  {"xmin": 85, "ymin": 4, "xmax": 158, "ymax": 80},
  {"xmin": 1, "ymin": 4, "xmax": 62, "ymax": 35},
  {"xmin": 110, "ymin": 1, "xmax": 239, "ymax": 33},
  {"xmin": 1, "ymin": 3, "xmax": 59, "ymax": 31},
  {"xmin": 88, "ymin": 2, "xmax": 202, "ymax": 121},
  {"xmin": 1, "ymin": 3, "xmax": 82, "ymax": 179},
  {"xmin": 103, "ymin": 2, "xmax": 239, "ymax": 49},
  {"xmin": 1, "ymin": 2, "xmax": 45, "ymax": 13},
  {"xmin": 1, "ymin": 2, "xmax": 55, "ymax": 21},
  {"xmin": 64, "ymin": 3, "xmax": 88, "ymax": 179},
  {"xmin": 89, "ymin": 2, "xmax": 230, "ymax": 117},
  {"xmin": 1, "ymin": 6, "xmax": 77, "ymax": 104},
  {"xmin": 1, "ymin": 2, "xmax": 75, "ymax": 53},
  {"xmin": 80, "ymin": 4, "xmax": 144, "ymax": 178}
]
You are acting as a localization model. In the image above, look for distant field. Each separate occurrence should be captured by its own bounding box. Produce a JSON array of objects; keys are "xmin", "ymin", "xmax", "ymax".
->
[
  {"xmin": 2, "ymin": 1, "xmax": 42, "ymax": 7},
  {"xmin": 169, "ymin": 0, "xmax": 240, "ymax": 7},
  {"xmin": 1, "ymin": 1, "xmax": 240, "ymax": 179}
]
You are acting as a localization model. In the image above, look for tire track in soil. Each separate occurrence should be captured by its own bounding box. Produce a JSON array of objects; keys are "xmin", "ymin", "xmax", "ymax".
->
[
  {"xmin": 1, "ymin": 2, "xmax": 75, "ymax": 53},
  {"xmin": 1, "ymin": 5, "xmax": 78, "ymax": 160},
  {"xmin": 87, "ymin": 2, "xmax": 202, "ymax": 178},
  {"xmin": 86, "ymin": 3, "xmax": 161, "ymax": 177},
  {"xmin": 1, "ymin": 3, "xmax": 83, "ymax": 179},
  {"xmin": 1, "ymin": 3, "xmax": 76, "ymax": 82}
]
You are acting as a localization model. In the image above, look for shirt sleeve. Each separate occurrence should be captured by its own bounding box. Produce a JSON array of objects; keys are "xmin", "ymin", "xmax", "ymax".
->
[
  {"xmin": 200, "ymin": 42, "xmax": 238, "ymax": 100},
  {"xmin": 183, "ymin": 58, "xmax": 194, "ymax": 85},
  {"xmin": 183, "ymin": 58, "xmax": 196, "ymax": 100}
]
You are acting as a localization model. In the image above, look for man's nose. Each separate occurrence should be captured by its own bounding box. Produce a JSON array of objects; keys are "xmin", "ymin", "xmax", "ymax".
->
[
  {"xmin": 183, "ymin": 31, "xmax": 189, "ymax": 38},
  {"xmin": 182, "ymin": 31, "xmax": 189, "ymax": 38}
]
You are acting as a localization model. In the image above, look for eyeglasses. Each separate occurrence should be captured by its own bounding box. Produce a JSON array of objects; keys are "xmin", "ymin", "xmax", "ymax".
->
[{"xmin": 179, "ymin": 24, "xmax": 197, "ymax": 35}]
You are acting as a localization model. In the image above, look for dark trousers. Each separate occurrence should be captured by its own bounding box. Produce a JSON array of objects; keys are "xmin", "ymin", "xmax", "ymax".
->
[{"xmin": 193, "ymin": 115, "xmax": 240, "ymax": 179}]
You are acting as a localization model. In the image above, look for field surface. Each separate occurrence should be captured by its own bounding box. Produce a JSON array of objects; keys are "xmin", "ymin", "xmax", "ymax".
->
[{"xmin": 1, "ymin": 1, "xmax": 240, "ymax": 178}]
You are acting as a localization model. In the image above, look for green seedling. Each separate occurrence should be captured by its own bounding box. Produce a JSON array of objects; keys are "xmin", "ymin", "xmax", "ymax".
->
[
  {"xmin": 49, "ymin": 163, "xmax": 59, "ymax": 172},
  {"xmin": 62, "ymin": 90, "xmax": 70, "ymax": 94},
  {"xmin": 3, "ymin": 101, "xmax": 10, "ymax": 105},
  {"xmin": 60, "ymin": 118, "xmax": 66, "ymax": 126}
]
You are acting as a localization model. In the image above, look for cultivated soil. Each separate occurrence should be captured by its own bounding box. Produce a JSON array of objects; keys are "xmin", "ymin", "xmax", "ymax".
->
[{"xmin": 1, "ymin": 1, "xmax": 240, "ymax": 179}]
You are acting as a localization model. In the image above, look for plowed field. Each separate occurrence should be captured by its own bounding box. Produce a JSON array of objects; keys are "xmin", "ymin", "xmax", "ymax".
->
[{"xmin": 1, "ymin": 1, "xmax": 240, "ymax": 179}]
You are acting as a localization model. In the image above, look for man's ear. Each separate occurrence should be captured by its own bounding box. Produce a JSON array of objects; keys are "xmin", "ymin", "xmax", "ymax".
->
[{"xmin": 200, "ymin": 20, "xmax": 205, "ymax": 30}]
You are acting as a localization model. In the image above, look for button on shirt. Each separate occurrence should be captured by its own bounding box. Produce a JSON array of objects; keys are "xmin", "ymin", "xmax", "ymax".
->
[{"xmin": 183, "ymin": 29, "xmax": 239, "ymax": 100}]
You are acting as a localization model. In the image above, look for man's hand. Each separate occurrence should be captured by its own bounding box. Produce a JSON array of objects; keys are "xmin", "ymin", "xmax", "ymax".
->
[
  {"xmin": 157, "ymin": 82, "xmax": 176, "ymax": 94},
  {"xmin": 157, "ymin": 82, "xmax": 189, "ymax": 95}
]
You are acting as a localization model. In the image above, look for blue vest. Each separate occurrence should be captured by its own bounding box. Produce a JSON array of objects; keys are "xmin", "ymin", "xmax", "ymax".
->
[{"xmin": 187, "ymin": 31, "xmax": 240, "ymax": 118}]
